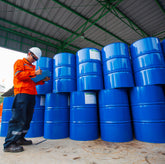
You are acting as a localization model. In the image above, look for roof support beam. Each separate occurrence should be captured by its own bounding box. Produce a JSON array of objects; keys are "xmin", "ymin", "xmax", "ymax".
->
[
  {"xmin": 52, "ymin": 0, "xmax": 128, "ymax": 47},
  {"xmin": 154, "ymin": 0, "xmax": 165, "ymax": 14},
  {"xmin": 153, "ymin": 31, "xmax": 165, "ymax": 40},
  {"xmin": 61, "ymin": 6, "xmax": 107, "ymax": 49},
  {"xmin": 96, "ymin": 0, "xmax": 149, "ymax": 37},
  {"xmin": 0, "ymin": 18, "xmax": 80, "ymax": 50},
  {"xmin": 0, "ymin": 0, "xmax": 103, "ymax": 49},
  {"xmin": 0, "ymin": 25, "xmax": 76, "ymax": 54}
]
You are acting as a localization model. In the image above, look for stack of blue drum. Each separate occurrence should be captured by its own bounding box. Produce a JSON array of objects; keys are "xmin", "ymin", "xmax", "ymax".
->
[
  {"xmin": 25, "ymin": 57, "xmax": 53, "ymax": 138},
  {"xmin": 69, "ymin": 48, "xmax": 103, "ymax": 141},
  {"xmin": 0, "ymin": 97, "xmax": 14, "ymax": 137},
  {"xmin": 99, "ymin": 43, "xmax": 134, "ymax": 142},
  {"xmin": 44, "ymin": 52, "xmax": 75, "ymax": 139},
  {"xmin": 2, "ymin": 37, "xmax": 165, "ymax": 144},
  {"xmin": 130, "ymin": 37, "xmax": 165, "ymax": 143}
]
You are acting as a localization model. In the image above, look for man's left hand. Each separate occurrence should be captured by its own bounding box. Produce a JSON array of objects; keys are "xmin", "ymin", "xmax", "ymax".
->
[{"xmin": 43, "ymin": 77, "xmax": 50, "ymax": 81}]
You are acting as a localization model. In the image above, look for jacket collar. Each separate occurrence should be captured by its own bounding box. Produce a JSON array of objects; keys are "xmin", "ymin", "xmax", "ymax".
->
[{"xmin": 23, "ymin": 58, "xmax": 33, "ymax": 66}]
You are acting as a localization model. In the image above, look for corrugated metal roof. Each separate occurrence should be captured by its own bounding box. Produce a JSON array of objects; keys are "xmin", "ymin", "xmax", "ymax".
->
[{"xmin": 0, "ymin": 0, "xmax": 164, "ymax": 57}]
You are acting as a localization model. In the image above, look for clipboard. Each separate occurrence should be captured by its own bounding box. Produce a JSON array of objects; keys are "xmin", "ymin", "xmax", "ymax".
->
[{"xmin": 31, "ymin": 70, "xmax": 51, "ymax": 83}]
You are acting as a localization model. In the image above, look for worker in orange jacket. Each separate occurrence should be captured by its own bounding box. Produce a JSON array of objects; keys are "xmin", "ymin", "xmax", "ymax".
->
[{"xmin": 3, "ymin": 47, "xmax": 50, "ymax": 153}]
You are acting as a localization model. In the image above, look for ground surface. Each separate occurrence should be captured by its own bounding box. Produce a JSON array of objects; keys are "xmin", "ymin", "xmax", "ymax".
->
[{"xmin": 0, "ymin": 137, "xmax": 165, "ymax": 164}]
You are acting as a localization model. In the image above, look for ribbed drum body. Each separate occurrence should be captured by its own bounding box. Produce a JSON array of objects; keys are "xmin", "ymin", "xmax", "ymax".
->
[
  {"xmin": 130, "ymin": 85, "xmax": 165, "ymax": 143},
  {"xmin": 76, "ymin": 48, "xmax": 103, "ymax": 91},
  {"xmin": 26, "ymin": 95, "xmax": 45, "ymax": 138},
  {"xmin": 130, "ymin": 37, "xmax": 165, "ymax": 86},
  {"xmin": 35, "ymin": 57, "xmax": 53, "ymax": 94},
  {"xmin": 0, "ymin": 97, "xmax": 14, "ymax": 137},
  {"xmin": 53, "ymin": 53, "xmax": 76, "ymax": 93},
  {"xmin": 99, "ymin": 89, "xmax": 133, "ymax": 142},
  {"xmin": 102, "ymin": 43, "xmax": 134, "ymax": 89},
  {"xmin": 44, "ymin": 93, "xmax": 69, "ymax": 139},
  {"xmin": 70, "ymin": 91, "xmax": 99, "ymax": 141}
]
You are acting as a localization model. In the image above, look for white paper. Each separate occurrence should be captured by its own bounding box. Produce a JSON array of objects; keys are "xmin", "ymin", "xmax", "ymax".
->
[
  {"xmin": 90, "ymin": 49, "xmax": 101, "ymax": 60},
  {"xmin": 85, "ymin": 93, "xmax": 96, "ymax": 104},
  {"xmin": 40, "ymin": 96, "xmax": 45, "ymax": 106}
]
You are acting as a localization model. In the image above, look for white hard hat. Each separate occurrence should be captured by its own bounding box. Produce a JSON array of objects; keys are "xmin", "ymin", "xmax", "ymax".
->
[{"xmin": 29, "ymin": 47, "xmax": 42, "ymax": 59}]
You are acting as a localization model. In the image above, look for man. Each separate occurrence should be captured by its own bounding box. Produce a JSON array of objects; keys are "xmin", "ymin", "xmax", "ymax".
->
[{"xmin": 3, "ymin": 47, "xmax": 50, "ymax": 152}]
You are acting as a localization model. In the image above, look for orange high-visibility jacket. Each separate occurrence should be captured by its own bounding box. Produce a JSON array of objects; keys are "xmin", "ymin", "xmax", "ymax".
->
[{"xmin": 13, "ymin": 58, "xmax": 44, "ymax": 95}]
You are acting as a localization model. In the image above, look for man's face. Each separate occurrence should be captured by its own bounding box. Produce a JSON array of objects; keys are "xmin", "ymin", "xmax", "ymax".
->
[{"xmin": 28, "ymin": 52, "xmax": 38, "ymax": 63}]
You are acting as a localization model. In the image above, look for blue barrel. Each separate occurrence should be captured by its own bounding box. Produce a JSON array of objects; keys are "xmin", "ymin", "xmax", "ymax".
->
[
  {"xmin": 35, "ymin": 57, "xmax": 53, "ymax": 94},
  {"xmin": 130, "ymin": 85, "xmax": 165, "ymax": 143},
  {"xmin": 0, "ymin": 97, "xmax": 14, "ymax": 137},
  {"xmin": 102, "ymin": 43, "xmax": 134, "ymax": 89},
  {"xmin": 76, "ymin": 48, "xmax": 103, "ymax": 91},
  {"xmin": 44, "ymin": 93, "xmax": 69, "ymax": 139},
  {"xmin": 26, "ymin": 95, "xmax": 45, "ymax": 138},
  {"xmin": 53, "ymin": 53, "xmax": 76, "ymax": 93},
  {"xmin": 130, "ymin": 37, "xmax": 165, "ymax": 86},
  {"xmin": 70, "ymin": 91, "xmax": 99, "ymax": 141},
  {"xmin": 130, "ymin": 37, "xmax": 162, "ymax": 57},
  {"xmin": 99, "ymin": 89, "xmax": 133, "ymax": 142}
]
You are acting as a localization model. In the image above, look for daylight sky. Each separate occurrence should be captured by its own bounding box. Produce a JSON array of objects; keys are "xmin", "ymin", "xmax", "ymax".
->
[{"xmin": 0, "ymin": 47, "xmax": 26, "ymax": 91}]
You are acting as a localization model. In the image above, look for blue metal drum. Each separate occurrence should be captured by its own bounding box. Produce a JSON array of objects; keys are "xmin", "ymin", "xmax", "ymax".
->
[
  {"xmin": 53, "ymin": 53, "xmax": 76, "ymax": 93},
  {"xmin": 130, "ymin": 85, "xmax": 165, "ymax": 143},
  {"xmin": 44, "ymin": 93, "xmax": 69, "ymax": 139},
  {"xmin": 0, "ymin": 97, "xmax": 14, "ymax": 137},
  {"xmin": 76, "ymin": 48, "xmax": 103, "ymax": 91},
  {"xmin": 130, "ymin": 37, "xmax": 162, "ymax": 58},
  {"xmin": 35, "ymin": 57, "xmax": 53, "ymax": 94},
  {"xmin": 99, "ymin": 89, "xmax": 133, "ymax": 142},
  {"xmin": 26, "ymin": 95, "xmax": 45, "ymax": 138},
  {"xmin": 70, "ymin": 91, "xmax": 99, "ymax": 141},
  {"xmin": 102, "ymin": 43, "xmax": 134, "ymax": 89},
  {"xmin": 130, "ymin": 37, "xmax": 165, "ymax": 86}
]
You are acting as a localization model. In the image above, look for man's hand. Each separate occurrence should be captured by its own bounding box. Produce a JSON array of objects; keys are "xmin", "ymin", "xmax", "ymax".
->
[
  {"xmin": 43, "ymin": 77, "xmax": 50, "ymax": 81},
  {"xmin": 35, "ymin": 67, "xmax": 42, "ymax": 75}
]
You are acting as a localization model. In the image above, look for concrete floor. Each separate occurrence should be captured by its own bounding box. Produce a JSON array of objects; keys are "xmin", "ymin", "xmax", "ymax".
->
[{"xmin": 0, "ymin": 137, "xmax": 165, "ymax": 164}]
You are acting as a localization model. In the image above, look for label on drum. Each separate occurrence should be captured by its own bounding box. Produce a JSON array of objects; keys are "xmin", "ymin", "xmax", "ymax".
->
[
  {"xmin": 85, "ymin": 93, "xmax": 96, "ymax": 104},
  {"xmin": 90, "ymin": 49, "xmax": 101, "ymax": 60},
  {"xmin": 40, "ymin": 96, "xmax": 45, "ymax": 106}
]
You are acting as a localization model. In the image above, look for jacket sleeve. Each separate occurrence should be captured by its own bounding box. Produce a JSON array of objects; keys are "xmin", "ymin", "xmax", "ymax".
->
[
  {"xmin": 14, "ymin": 60, "xmax": 36, "ymax": 80},
  {"xmin": 36, "ymin": 80, "xmax": 45, "ymax": 85}
]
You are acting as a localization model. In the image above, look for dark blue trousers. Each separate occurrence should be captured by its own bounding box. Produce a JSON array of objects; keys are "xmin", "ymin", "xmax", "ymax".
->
[{"xmin": 4, "ymin": 93, "xmax": 35, "ymax": 148}]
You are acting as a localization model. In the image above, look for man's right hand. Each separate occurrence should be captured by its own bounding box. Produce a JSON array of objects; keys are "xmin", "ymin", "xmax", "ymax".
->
[{"xmin": 35, "ymin": 67, "xmax": 42, "ymax": 75}]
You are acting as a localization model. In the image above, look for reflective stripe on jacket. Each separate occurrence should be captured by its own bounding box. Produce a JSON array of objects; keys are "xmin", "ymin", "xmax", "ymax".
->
[{"xmin": 13, "ymin": 58, "xmax": 44, "ymax": 95}]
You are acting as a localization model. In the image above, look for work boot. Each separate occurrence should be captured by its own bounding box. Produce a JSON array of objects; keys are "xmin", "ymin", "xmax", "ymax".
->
[
  {"xmin": 16, "ymin": 138, "xmax": 33, "ymax": 145},
  {"xmin": 4, "ymin": 144, "xmax": 24, "ymax": 153}
]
